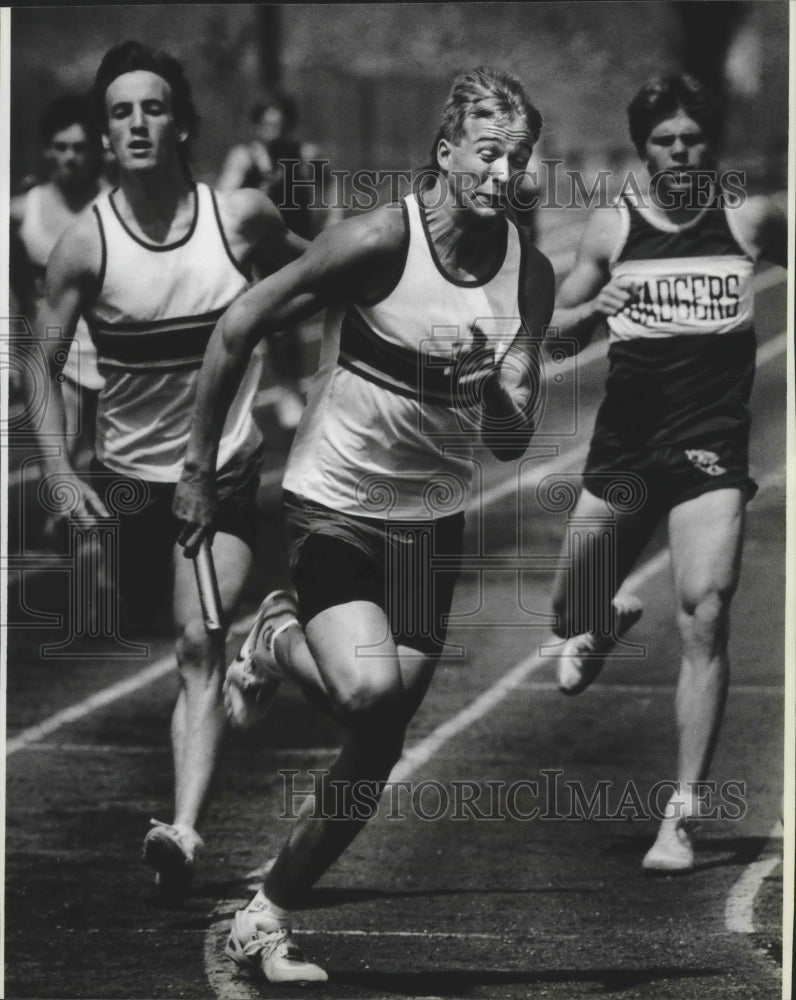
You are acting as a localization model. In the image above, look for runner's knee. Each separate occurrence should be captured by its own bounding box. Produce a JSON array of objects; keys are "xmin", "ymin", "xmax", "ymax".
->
[
  {"xmin": 676, "ymin": 585, "xmax": 733, "ymax": 654},
  {"xmin": 176, "ymin": 618, "xmax": 224, "ymax": 675},
  {"xmin": 331, "ymin": 674, "xmax": 405, "ymax": 726}
]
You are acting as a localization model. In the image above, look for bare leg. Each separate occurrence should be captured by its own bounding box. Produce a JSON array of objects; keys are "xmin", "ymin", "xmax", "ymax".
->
[
  {"xmin": 550, "ymin": 487, "xmax": 656, "ymax": 692},
  {"xmin": 171, "ymin": 531, "xmax": 252, "ymax": 830},
  {"xmin": 144, "ymin": 530, "xmax": 252, "ymax": 895},
  {"xmin": 226, "ymin": 602, "xmax": 436, "ymax": 983},
  {"xmin": 643, "ymin": 488, "xmax": 745, "ymax": 870},
  {"xmin": 263, "ymin": 601, "xmax": 437, "ymax": 907}
]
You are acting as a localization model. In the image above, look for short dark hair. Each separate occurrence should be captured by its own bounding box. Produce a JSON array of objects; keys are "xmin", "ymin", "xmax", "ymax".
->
[
  {"xmin": 430, "ymin": 67, "xmax": 543, "ymax": 171},
  {"xmin": 39, "ymin": 94, "xmax": 99, "ymax": 148},
  {"xmin": 249, "ymin": 90, "xmax": 299, "ymax": 134},
  {"xmin": 92, "ymin": 40, "xmax": 199, "ymax": 174},
  {"xmin": 627, "ymin": 74, "xmax": 723, "ymax": 158}
]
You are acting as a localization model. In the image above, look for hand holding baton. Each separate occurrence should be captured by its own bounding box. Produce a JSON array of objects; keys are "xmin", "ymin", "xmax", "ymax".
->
[{"xmin": 193, "ymin": 538, "xmax": 226, "ymax": 633}]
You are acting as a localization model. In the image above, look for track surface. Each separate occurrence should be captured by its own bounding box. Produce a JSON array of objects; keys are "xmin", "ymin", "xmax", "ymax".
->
[{"xmin": 3, "ymin": 228, "xmax": 788, "ymax": 999}]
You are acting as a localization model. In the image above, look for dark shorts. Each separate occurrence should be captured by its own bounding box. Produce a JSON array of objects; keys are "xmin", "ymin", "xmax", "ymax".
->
[
  {"xmin": 283, "ymin": 491, "xmax": 464, "ymax": 656},
  {"xmin": 584, "ymin": 431, "xmax": 758, "ymax": 516},
  {"xmin": 88, "ymin": 450, "xmax": 260, "ymax": 622}
]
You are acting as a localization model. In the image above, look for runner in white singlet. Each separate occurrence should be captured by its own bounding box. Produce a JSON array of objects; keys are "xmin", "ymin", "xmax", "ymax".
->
[
  {"xmin": 34, "ymin": 42, "xmax": 307, "ymax": 902},
  {"xmin": 174, "ymin": 68, "xmax": 554, "ymax": 984},
  {"xmin": 546, "ymin": 74, "xmax": 786, "ymax": 872},
  {"xmin": 10, "ymin": 95, "xmax": 106, "ymax": 467}
]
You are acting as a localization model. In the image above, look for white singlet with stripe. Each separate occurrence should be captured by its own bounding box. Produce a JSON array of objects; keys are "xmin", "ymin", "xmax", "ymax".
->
[
  {"xmin": 284, "ymin": 193, "xmax": 523, "ymax": 519},
  {"xmin": 88, "ymin": 183, "xmax": 261, "ymax": 481}
]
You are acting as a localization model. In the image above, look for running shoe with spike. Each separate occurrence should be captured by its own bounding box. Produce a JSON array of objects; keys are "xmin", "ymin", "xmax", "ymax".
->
[
  {"xmin": 226, "ymin": 899, "xmax": 328, "ymax": 983},
  {"xmin": 224, "ymin": 590, "xmax": 299, "ymax": 730},
  {"xmin": 558, "ymin": 594, "xmax": 643, "ymax": 695},
  {"xmin": 143, "ymin": 819, "xmax": 204, "ymax": 899}
]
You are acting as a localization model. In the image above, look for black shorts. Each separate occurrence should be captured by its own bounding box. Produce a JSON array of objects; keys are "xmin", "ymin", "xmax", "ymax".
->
[
  {"xmin": 88, "ymin": 450, "xmax": 260, "ymax": 622},
  {"xmin": 283, "ymin": 491, "xmax": 464, "ymax": 656},
  {"xmin": 584, "ymin": 432, "xmax": 758, "ymax": 515}
]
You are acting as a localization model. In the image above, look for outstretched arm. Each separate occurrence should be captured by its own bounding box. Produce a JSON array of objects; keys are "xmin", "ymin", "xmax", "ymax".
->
[
  {"xmin": 174, "ymin": 208, "xmax": 406, "ymax": 554},
  {"xmin": 32, "ymin": 216, "xmax": 108, "ymax": 518}
]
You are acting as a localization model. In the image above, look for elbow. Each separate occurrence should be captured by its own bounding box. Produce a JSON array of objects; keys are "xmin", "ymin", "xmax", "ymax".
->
[{"xmin": 219, "ymin": 300, "xmax": 259, "ymax": 356}]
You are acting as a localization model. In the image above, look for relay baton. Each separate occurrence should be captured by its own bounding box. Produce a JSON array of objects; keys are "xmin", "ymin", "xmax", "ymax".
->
[{"xmin": 193, "ymin": 538, "xmax": 226, "ymax": 633}]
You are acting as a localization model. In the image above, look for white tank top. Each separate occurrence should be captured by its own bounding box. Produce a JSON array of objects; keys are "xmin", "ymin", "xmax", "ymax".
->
[
  {"xmin": 284, "ymin": 193, "xmax": 523, "ymax": 519},
  {"xmin": 88, "ymin": 183, "xmax": 262, "ymax": 481},
  {"xmin": 19, "ymin": 185, "xmax": 104, "ymax": 390}
]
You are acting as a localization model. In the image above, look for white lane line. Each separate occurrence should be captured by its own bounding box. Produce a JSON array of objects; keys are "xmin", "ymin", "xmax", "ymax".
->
[
  {"xmin": 9, "ymin": 742, "xmax": 340, "ymax": 757},
  {"xmin": 7, "ymin": 332, "xmax": 787, "ymax": 760},
  {"xmin": 5, "ymin": 656, "xmax": 177, "ymax": 756},
  {"xmin": 295, "ymin": 929, "xmax": 503, "ymax": 939},
  {"xmin": 5, "ymin": 612, "xmax": 252, "ymax": 759},
  {"xmin": 724, "ymin": 820, "xmax": 783, "ymax": 933},
  {"xmin": 518, "ymin": 681, "xmax": 784, "ymax": 695}
]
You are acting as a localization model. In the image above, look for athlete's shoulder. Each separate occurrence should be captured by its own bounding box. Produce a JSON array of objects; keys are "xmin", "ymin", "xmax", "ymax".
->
[
  {"xmin": 53, "ymin": 205, "xmax": 102, "ymax": 257},
  {"xmin": 214, "ymin": 185, "xmax": 281, "ymax": 225},
  {"xmin": 9, "ymin": 189, "xmax": 31, "ymax": 225},
  {"xmin": 727, "ymin": 193, "xmax": 787, "ymax": 267},
  {"xmin": 213, "ymin": 186, "xmax": 285, "ymax": 248},
  {"xmin": 43, "ymin": 206, "xmax": 103, "ymax": 296},
  {"xmin": 314, "ymin": 202, "xmax": 407, "ymax": 260},
  {"xmin": 576, "ymin": 204, "xmax": 626, "ymax": 262}
]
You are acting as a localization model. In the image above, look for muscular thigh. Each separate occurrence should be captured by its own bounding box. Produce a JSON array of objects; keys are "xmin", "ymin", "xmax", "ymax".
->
[
  {"xmin": 285, "ymin": 492, "xmax": 463, "ymax": 657},
  {"xmin": 304, "ymin": 603, "xmax": 438, "ymax": 722}
]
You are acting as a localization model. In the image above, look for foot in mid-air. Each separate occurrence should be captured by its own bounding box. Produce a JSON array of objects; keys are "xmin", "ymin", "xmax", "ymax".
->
[
  {"xmin": 224, "ymin": 590, "xmax": 299, "ymax": 730},
  {"xmin": 557, "ymin": 594, "xmax": 643, "ymax": 695}
]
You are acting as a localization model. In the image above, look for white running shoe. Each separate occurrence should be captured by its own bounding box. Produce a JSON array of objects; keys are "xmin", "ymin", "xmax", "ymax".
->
[
  {"xmin": 642, "ymin": 823, "xmax": 696, "ymax": 872},
  {"xmin": 143, "ymin": 819, "xmax": 204, "ymax": 899},
  {"xmin": 224, "ymin": 591, "xmax": 299, "ymax": 731},
  {"xmin": 226, "ymin": 894, "xmax": 328, "ymax": 984},
  {"xmin": 557, "ymin": 595, "xmax": 643, "ymax": 696}
]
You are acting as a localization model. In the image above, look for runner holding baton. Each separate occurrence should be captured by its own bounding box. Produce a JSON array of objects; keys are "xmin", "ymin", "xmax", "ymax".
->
[{"xmin": 193, "ymin": 538, "xmax": 225, "ymax": 633}]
